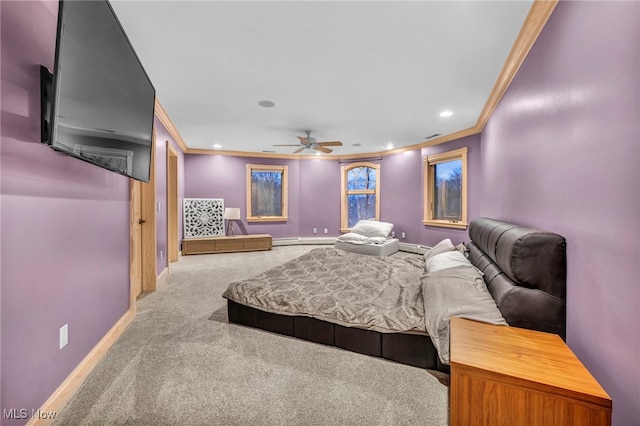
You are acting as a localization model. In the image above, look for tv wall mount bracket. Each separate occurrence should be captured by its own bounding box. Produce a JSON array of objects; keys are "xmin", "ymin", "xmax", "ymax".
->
[{"xmin": 40, "ymin": 65, "xmax": 53, "ymax": 144}]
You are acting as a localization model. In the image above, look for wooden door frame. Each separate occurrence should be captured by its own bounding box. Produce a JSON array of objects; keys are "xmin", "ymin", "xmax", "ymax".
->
[
  {"xmin": 140, "ymin": 129, "xmax": 157, "ymax": 293},
  {"xmin": 167, "ymin": 141, "xmax": 179, "ymax": 262},
  {"xmin": 130, "ymin": 128, "xmax": 157, "ymax": 306},
  {"xmin": 129, "ymin": 180, "xmax": 141, "ymax": 311}
]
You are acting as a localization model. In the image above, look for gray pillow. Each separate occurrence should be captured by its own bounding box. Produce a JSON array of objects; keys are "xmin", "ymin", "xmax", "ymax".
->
[
  {"xmin": 422, "ymin": 265, "xmax": 508, "ymax": 364},
  {"xmin": 423, "ymin": 238, "xmax": 456, "ymax": 264}
]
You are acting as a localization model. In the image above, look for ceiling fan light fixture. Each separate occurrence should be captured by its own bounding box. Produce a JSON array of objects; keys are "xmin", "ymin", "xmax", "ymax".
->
[
  {"xmin": 258, "ymin": 100, "xmax": 275, "ymax": 108},
  {"xmin": 277, "ymin": 130, "xmax": 342, "ymax": 153}
]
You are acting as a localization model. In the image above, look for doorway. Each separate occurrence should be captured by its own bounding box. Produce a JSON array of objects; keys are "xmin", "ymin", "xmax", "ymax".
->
[{"xmin": 167, "ymin": 142, "xmax": 179, "ymax": 262}]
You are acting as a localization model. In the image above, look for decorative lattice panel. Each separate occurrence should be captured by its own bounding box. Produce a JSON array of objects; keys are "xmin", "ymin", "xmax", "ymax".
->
[{"xmin": 183, "ymin": 198, "xmax": 224, "ymax": 238}]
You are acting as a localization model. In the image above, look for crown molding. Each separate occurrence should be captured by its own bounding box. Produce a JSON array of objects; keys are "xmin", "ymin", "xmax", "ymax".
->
[
  {"xmin": 476, "ymin": 0, "xmax": 559, "ymax": 130},
  {"xmin": 154, "ymin": 98, "xmax": 189, "ymax": 153}
]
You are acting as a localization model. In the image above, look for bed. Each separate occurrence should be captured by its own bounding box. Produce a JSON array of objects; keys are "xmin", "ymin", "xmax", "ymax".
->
[{"xmin": 222, "ymin": 217, "xmax": 566, "ymax": 372}]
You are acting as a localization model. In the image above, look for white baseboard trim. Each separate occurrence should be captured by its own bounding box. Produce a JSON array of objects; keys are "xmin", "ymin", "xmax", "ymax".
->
[
  {"xmin": 272, "ymin": 238, "xmax": 300, "ymax": 246},
  {"xmin": 272, "ymin": 237, "xmax": 336, "ymax": 246},
  {"xmin": 273, "ymin": 237, "xmax": 430, "ymax": 254},
  {"xmin": 398, "ymin": 242, "xmax": 430, "ymax": 254}
]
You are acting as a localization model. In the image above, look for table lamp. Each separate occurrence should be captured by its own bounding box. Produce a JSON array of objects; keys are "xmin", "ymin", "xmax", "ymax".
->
[{"xmin": 224, "ymin": 207, "xmax": 241, "ymax": 236}]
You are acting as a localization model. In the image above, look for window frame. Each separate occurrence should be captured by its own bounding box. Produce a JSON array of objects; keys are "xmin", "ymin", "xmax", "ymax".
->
[
  {"xmin": 340, "ymin": 162, "xmax": 381, "ymax": 233},
  {"xmin": 423, "ymin": 147, "xmax": 468, "ymax": 230},
  {"xmin": 246, "ymin": 164, "xmax": 288, "ymax": 222}
]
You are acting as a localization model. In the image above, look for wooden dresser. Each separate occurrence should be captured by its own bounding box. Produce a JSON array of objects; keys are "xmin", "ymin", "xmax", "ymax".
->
[
  {"xmin": 450, "ymin": 317, "xmax": 611, "ymax": 426},
  {"xmin": 182, "ymin": 234, "xmax": 272, "ymax": 255}
]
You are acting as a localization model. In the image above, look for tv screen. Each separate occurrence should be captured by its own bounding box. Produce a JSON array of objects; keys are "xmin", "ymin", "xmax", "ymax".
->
[{"xmin": 44, "ymin": 0, "xmax": 155, "ymax": 182}]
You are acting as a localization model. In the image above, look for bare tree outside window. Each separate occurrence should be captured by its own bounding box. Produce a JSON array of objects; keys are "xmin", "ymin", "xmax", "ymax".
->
[
  {"xmin": 246, "ymin": 164, "xmax": 288, "ymax": 222},
  {"xmin": 343, "ymin": 165, "xmax": 378, "ymax": 228},
  {"xmin": 423, "ymin": 147, "xmax": 467, "ymax": 229},
  {"xmin": 251, "ymin": 171, "xmax": 283, "ymax": 216},
  {"xmin": 434, "ymin": 160, "xmax": 462, "ymax": 220}
]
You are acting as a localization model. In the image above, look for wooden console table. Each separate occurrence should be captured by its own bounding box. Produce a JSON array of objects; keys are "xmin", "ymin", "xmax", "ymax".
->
[
  {"xmin": 450, "ymin": 317, "xmax": 611, "ymax": 426},
  {"xmin": 182, "ymin": 234, "xmax": 272, "ymax": 255}
]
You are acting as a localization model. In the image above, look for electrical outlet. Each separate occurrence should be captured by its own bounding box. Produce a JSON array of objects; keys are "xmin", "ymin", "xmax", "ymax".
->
[
  {"xmin": 324, "ymin": 228, "xmax": 328, "ymax": 234},
  {"xmin": 59, "ymin": 324, "xmax": 68, "ymax": 350},
  {"xmin": 401, "ymin": 232, "xmax": 406, "ymax": 239},
  {"xmin": 313, "ymin": 228, "xmax": 317, "ymax": 234},
  {"xmin": 391, "ymin": 231, "xmax": 395, "ymax": 238},
  {"xmin": 160, "ymin": 250, "xmax": 164, "ymax": 260}
]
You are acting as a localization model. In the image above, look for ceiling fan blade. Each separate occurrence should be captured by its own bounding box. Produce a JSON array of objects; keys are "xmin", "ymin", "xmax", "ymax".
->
[
  {"xmin": 317, "ymin": 141, "xmax": 342, "ymax": 146},
  {"xmin": 293, "ymin": 147, "xmax": 306, "ymax": 154},
  {"xmin": 273, "ymin": 144, "xmax": 304, "ymax": 146},
  {"xmin": 297, "ymin": 136, "xmax": 310, "ymax": 144},
  {"xmin": 315, "ymin": 146, "xmax": 332, "ymax": 154}
]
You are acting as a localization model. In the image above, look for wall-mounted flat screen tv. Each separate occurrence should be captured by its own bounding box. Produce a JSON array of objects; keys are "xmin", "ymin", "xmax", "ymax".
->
[{"xmin": 41, "ymin": 0, "xmax": 155, "ymax": 182}]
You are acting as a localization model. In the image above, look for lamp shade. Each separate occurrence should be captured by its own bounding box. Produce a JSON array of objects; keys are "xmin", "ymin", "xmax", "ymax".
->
[{"xmin": 224, "ymin": 207, "xmax": 241, "ymax": 220}]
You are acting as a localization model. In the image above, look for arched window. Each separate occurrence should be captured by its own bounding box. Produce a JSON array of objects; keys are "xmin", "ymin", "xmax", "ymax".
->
[{"xmin": 340, "ymin": 162, "xmax": 380, "ymax": 231}]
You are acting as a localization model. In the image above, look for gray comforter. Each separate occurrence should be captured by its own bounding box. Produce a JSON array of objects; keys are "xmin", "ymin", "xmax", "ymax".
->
[{"xmin": 222, "ymin": 247, "xmax": 427, "ymax": 333}]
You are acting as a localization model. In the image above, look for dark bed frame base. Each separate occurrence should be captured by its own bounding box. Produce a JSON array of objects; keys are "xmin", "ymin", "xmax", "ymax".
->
[{"xmin": 228, "ymin": 300, "xmax": 450, "ymax": 373}]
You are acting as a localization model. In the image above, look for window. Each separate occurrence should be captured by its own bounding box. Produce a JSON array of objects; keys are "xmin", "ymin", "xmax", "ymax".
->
[
  {"xmin": 246, "ymin": 164, "xmax": 288, "ymax": 222},
  {"xmin": 423, "ymin": 147, "xmax": 467, "ymax": 229},
  {"xmin": 341, "ymin": 162, "xmax": 380, "ymax": 232}
]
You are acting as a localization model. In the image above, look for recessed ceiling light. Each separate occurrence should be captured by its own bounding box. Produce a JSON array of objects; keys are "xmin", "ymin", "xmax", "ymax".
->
[
  {"xmin": 258, "ymin": 100, "xmax": 275, "ymax": 108},
  {"xmin": 315, "ymin": 152, "xmax": 322, "ymax": 156},
  {"xmin": 212, "ymin": 144, "xmax": 222, "ymax": 149},
  {"xmin": 439, "ymin": 110, "xmax": 453, "ymax": 117},
  {"xmin": 386, "ymin": 142, "xmax": 394, "ymax": 150}
]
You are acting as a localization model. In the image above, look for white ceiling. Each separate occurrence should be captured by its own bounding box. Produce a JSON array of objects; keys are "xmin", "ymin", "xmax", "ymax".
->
[{"xmin": 110, "ymin": 1, "xmax": 533, "ymax": 156}]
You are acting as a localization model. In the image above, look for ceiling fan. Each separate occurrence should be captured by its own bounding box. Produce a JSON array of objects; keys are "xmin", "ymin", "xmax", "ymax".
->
[{"xmin": 274, "ymin": 130, "xmax": 343, "ymax": 154}]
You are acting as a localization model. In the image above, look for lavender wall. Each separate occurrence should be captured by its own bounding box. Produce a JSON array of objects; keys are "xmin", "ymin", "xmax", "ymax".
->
[
  {"xmin": 379, "ymin": 150, "xmax": 423, "ymax": 243},
  {"xmin": 184, "ymin": 155, "xmax": 301, "ymax": 238},
  {"xmin": 186, "ymin": 153, "xmax": 427, "ymax": 243},
  {"xmin": 298, "ymin": 158, "xmax": 341, "ymax": 237},
  {"xmin": 1, "ymin": 1, "xmax": 131, "ymax": 423},
  {"xmin": 184, "ymin": 144, "xmax": 477, "ymax": 245},
  {"xmin": 420, "ymin": 134, "xmax": 482, "ymax": 247},
  {"xmin": 481, "ymin": 2, "xmax": 639, "ymax": 424}
]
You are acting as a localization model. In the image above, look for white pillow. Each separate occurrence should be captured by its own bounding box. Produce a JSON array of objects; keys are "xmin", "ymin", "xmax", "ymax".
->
[
  {"xmin": 423, "ymin": 238, "xmax": 456, "ymax": 264},
  {"xmin": 337, "ymin": 232, "xmax": 371, "ymax": 244},
  {"xmin": 351, "ymin": 220, "xmax": 394, "ymax": 238},
  {"xmin": 426, "ymin": 250, "xmax": 472, "ymax": 272}
]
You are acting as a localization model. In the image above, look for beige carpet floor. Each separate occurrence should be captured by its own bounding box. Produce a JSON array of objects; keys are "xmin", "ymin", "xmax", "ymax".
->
[{"xmin": 53, "ymin": 245, "xmax": 449, "ymax": 426}]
